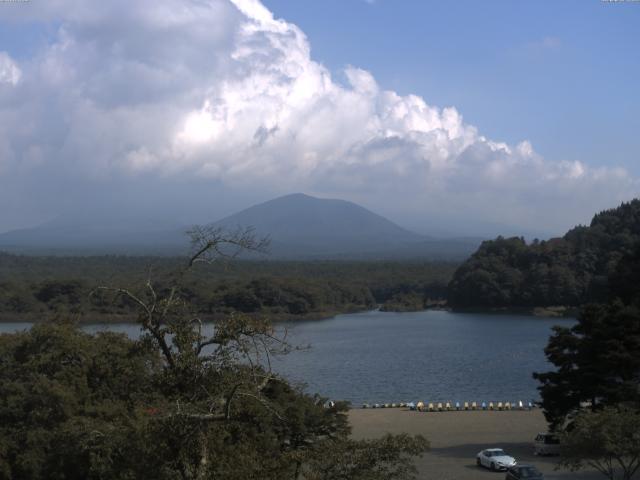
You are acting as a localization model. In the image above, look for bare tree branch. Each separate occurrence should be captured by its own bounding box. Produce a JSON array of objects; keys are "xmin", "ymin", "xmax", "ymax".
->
[{"xmin": 186, "ymin": 225, "xmax": 270, "ymax": 268}]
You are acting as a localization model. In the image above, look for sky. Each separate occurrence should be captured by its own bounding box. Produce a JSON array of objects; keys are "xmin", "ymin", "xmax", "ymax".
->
[{"xmin": 0, "ymin": 0, "xmax": 638, "ymax": 238}]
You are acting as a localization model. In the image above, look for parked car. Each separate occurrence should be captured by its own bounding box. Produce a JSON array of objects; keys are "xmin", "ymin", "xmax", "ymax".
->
[
  {"xmin": 534, "ymin": 433, "xmax": 561, "ymax": 456},
  {"xmin": 476, "ymin": 448, "xmax": 517, "ymax": 471},
  {"xmin": 505, "ymin": 464, "xmax": 544, "ymax": 479}
]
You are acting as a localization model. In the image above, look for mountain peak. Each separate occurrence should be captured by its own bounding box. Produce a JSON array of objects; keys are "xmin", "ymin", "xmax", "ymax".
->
[
  {"xmin": 262, "ymin": 192, "xmax": 342, "ymax": 205},
  {"xmin": 278, "ymin": 192, "xmax": 314, "ymax": 200},
  {"xmin": 213, "ymin": 194, "xmax": 424, "ymax": 257}
]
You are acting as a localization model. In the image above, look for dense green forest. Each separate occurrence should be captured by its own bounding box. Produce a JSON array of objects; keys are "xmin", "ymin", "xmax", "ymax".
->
[
  {"xmin": 448, "ymin": 199, "xmax": 640, "ymax": 309},
  {"xmin": 0, "ymin": 254, "xmax": 456, "ymax": 322}
]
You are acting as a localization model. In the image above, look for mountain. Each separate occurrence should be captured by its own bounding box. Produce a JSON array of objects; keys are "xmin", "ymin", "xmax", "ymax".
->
[
  {"xmin": 448, "ymin": 199, "xmax": 640, "ymax": 309},
  {"xmin": 213, "ymin": 193, "xmax": 417, "ymax": 254},
  {"xmin": 0, "ymin": 217, "xmax": 187, "ymax": 255},
  {"xmin": 0, "ymin": 193, "xmax": 482, "ymax": 259},
  {"xmin": 212, "ymin": 193, "xmax": 481, "ymax": 259}
]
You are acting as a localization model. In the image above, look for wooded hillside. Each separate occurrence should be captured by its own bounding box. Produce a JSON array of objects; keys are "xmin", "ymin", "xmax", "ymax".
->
[{"xmin": 448, "ymin": 200, "xmax": 640, "ymax": 308}]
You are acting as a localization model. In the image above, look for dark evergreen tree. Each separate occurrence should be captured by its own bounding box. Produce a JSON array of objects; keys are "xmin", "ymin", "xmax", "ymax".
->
[{"xmin": 534, "ymin": 242, "xmax": 640, "ymax": 429}]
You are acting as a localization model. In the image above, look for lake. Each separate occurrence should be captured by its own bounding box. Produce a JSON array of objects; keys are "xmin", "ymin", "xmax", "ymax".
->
[{"xmin": 0, "ymin": 310, "xmax": 571, "ymax": 406}]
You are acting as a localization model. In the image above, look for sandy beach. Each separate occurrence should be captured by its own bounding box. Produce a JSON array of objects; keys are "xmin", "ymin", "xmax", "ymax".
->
[{"xmin": 349, "ymin": 408, "xmax": 603, "ymax": 480}]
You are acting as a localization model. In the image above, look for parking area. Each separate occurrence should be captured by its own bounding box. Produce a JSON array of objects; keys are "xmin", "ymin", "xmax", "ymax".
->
[{"xmin": 348, "ymin": 408, "xmax": 602, "ymax": 480}]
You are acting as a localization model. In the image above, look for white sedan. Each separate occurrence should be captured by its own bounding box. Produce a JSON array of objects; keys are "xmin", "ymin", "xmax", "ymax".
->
[{"xmin": 476, "ymin": 448, "xmax": 517, "ymax": 471}]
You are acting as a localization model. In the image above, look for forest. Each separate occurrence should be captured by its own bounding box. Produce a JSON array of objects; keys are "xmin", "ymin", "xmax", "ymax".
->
[
  {"xmin": 0, "ymin": 254, "xmax": 456, "ymax": 322},
  {"xmin": 448, "ymin": 200, "xmax": 640, "ymax": 309}
]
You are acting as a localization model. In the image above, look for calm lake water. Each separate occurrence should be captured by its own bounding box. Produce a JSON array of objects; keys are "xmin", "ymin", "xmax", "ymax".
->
[{"xmin": 0, "ymin": 310, "xmax": 572, "ymax": 406}]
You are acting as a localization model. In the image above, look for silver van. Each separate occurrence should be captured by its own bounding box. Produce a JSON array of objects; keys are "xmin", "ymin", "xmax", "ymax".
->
[{"xmin": 533, "ymin": 433, "xmax": 560, "ymax": 456}]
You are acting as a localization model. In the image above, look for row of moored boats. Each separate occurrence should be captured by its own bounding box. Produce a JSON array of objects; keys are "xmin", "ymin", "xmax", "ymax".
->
[{"xmin": 362, "ymin": 400, "xmax": 536, "ymax": 410}]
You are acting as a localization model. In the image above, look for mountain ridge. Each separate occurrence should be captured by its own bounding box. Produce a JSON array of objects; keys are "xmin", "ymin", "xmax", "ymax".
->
[
  {"xmin": 0, "ymin": 193, "xmax": 481, "ymax": 259},
  {"xmin": 213, "ymin": 193, "xmax": 426, "ymax": 254}
]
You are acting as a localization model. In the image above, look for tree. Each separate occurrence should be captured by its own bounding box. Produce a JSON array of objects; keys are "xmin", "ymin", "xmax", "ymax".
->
[
  {"xmin": 533, "ymin": 302, "xmax": 640, "ymax": 429},
  {"xmin": 0, "ymin": 323, "xmax": 161, "ymax": 480},
  {"xmin": 0, "ymin": 225, "xmax": 429, "ymax": 479},
  {"xmin": 304, "ymin": 434, "xmax": 429, "ymax": 480},
  {"xmin": 448, "ymin": 199, "xmax": 640, "ymax": 309},
  {"xmin": 559, "ymin": 406, "xmax": 640, "ymax": 480},
  {"xmin": 533, "ymin": 241, "xmax": 640, "ymax": 429}
]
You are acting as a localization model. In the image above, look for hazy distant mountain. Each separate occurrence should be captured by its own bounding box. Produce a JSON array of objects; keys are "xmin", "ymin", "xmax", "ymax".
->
[
  {"xmin": 0, "ymin": 193, "xmax": 482, "ymax": 259},
  {"xmin": 0, "ymin": 217, "xmax": 188, "ymax": 255},
  {"xmin": 213, "ymin": 193, "xmax": 418, "ymax": 253},
  {"xmin": 213, "ymin": 193, "xmax": 480, "ymax": 259}
]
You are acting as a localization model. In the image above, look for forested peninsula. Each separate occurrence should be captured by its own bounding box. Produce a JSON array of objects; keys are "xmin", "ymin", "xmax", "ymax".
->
[{"xmin": 448, "ymin": 200, "xmax": 640, "ymax": 310}]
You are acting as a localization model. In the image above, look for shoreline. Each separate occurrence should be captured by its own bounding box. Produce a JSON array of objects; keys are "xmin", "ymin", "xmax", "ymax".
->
[
  {"xmin": 0, "ymin": 308, "xmax": 368, "ymax": 325},
  {"xmin": 0, "ymin": 304, "xmax": 577, "ymax": 324},
  {"xmin": 450, "ymin": 305, "xmax": 578, "ymax": 318}
]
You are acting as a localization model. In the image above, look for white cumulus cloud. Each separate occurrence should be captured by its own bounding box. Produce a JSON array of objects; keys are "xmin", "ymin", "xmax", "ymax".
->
[
  {"xmin": 0, "ymin": 52, "xmax": 21, "ymax": 86},
  {"xmin": 0, "ymin": 0, "xmax": 636, "ymax": 234}
]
